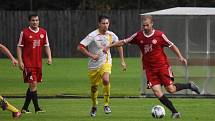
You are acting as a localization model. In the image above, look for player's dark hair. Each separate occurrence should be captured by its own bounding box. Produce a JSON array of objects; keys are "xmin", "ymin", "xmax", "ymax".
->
[
  {"xmin": 98, "ymin": 15, "xmax": 109, "ymax": 23},
  {"xmin": 28, "ymin": 14, "xmax": 39, "ymax": 21}
]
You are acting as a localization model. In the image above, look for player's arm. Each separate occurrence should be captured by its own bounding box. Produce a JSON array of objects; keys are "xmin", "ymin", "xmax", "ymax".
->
[
  {"xmin": 108, "ymin": 40, "xmax": 126, "ymax": 48},
  {"xmin": 170, "ymin": 44, "xmax": 187, "ymax": 65},
  {"xmin": 44, "ymin": 32, "xmax": 52, "ymax": 65},
  {"xmin": 17, "ymin": 31, "xmax": 25, "ymax": 70},
  {"xmin": 117, "ymin": 46, "xmax": 127, "ymax": 71},
  {"xmin": 0, "ymin": 44, "xmax": 18, "ymax": 66},
  {"xmin": 103, "ymin": 40, "xmax": 126, "ymax": 53},
  {"xmin": 77, "ymin": 44, "xmax": 99, "ymax": 61},
  {"xmin": 44, "ymin": 46, "xmax": 52, "ymax": 65},
  {"xmin": 17, "ymin": 46, "xmax": 24, "ymax": 70}
]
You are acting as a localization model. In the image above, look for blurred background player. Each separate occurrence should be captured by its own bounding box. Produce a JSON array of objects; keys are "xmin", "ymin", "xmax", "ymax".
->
[
  {"xmin": 0, "ymin": 43, "xmax": 21, "ymax": 118},
  {"xmin": 17, "ymin": 14, "xmax": 52, "ymax": 114},
  {"xmin": 104, "ymin": 15, "xmax": 200, "ymax": 119},
  {"xmin": 77, "ymin": 15, "xmax": 126, "ymax": 117}
]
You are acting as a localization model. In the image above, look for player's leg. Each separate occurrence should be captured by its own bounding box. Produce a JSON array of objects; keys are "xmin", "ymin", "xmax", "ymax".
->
[
  {"xmin": 0, "ymin": 95, "xmax": 19, "ymax": 112},
  {"xmin": 21, "ymin": 87, "xmax": 32, "ymax": 113},
  {"xmin": 165, "ymin": 80, "xmax": 200, "ymax": 94},
  {"xmin": 102, "ymin": 72, "xmax": 110, "ymax": 106},
  {"xmin": 88, "ymin": 69, "xmax": 100, "ymax": 117},
  {"xmin": 0, "ymin": 95, "xmax": 7, "ymax": 110},
  {"xmin": 101, "ymin": 63, "xmax": 112, "ymax": 114},
  {"xmin": 0, "ymin": 95, "xmax": 21, "ymax": 118},
  {"xmin": 157, "ymin": 69, "xmax": 181, "ymax": 118},
  {"xmin": 161, "ymin": 67, "xmax": 200, "ymax": 94},
  {"xmin": 102, "ymin": 72, "xmax": 111, "ymax": 114},
  {"xmin": 90, "ymin": 85, "xmax": 98, "ymax": 117},
  {"xmin": 31, "ymin": 68, "xmax": 45, "ymax": 113},
  {"xmin": 21, "ymin": 68, "xmax": 32, "ymax": 113},
  {"xmin": 29, "ymin": 82, "xmax": 40, "ymax": 113},
  {"xmin": 151, "ymin": 85, "xmax": 180, "ymax": 118},
  {"xmin": 174, "ymin": 82, "xmax": 200, "ymax": 94}
]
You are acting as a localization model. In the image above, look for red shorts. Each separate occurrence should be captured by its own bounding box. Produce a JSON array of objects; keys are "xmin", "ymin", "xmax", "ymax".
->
[
  {"xmin": 23, "ymin": 68, "xmax": 42, "ymax": 83},
  {"xmin": 146, "ymin": 67, "xmax": 174, "ymax": 88}
]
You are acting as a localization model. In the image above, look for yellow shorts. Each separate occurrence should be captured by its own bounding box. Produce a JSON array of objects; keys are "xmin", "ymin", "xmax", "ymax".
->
[{"xmin": 88, "ymin": 63, "xmax": 112, "ymax": 86}]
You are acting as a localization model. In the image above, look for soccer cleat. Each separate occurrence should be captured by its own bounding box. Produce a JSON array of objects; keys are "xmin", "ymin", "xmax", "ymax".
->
[
  {"xmin": 171, "ymin": 112, "xmax": 181, "ymax": 119},
  {"xmin": 21, "ymin": 109, "xmax": 32, "ymax": 114},
  {"xmin": 35, "ymin": 108, "xmax": 46, "ymax": 114},
  {"xmin": 90, "ymin": 107, "xmax": 97, "ymax": 117},
  {"xmin": 12, "ymin": 111, "xmax": 21, "ymax": 118},
  {"xmin": 190, "ymin": 82, "xmax": 200, "ymax": 94},
  {"xmin": 104, "ymin": 106, "xmax": 111, "ymax": 114},
  {"xmin": 0, "ymin": 98, "xmax": 8, "ymax": 111}
]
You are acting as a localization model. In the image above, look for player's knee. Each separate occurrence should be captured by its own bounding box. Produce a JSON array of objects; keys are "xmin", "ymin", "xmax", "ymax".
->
[
  {"xmin": 153, "ymin": 91, "xmax": 163, "ymax": 98},
  {"xmin": 91, "ymin": 86, "xmax": 98, "ymax": 93},
  {"xmin": 166, "ymin": 88, "xmax": 176, "ymax": 94},
  {"xmin": 29, "ymin": 82, "xmax": 37, "ymax": 91},
  {"xmin": 103, "ymin": 79, "xmax": 109, "ymax": 85}
]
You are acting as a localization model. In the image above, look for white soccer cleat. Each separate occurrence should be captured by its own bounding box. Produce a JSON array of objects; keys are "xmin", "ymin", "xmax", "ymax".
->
[
  {"xmin": 104, "ymin": 106, "xmax": 111, "ymax": 114},
  {"xmin": 172, "ymin": 112, "xmax": 181, "ymax": 119},
  {"xmin": 90, "ymin": 107, "xmax": 97, "ymax": 117}
]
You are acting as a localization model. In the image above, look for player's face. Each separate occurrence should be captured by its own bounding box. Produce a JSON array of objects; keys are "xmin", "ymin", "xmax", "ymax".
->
[
  {"xmin": 29, "ymin": 16, "xmax": 39, "ymax": 29},
  {"xmin": 98, "ymin": 19, "xmax": 109, "ymax": 34},
  {"xmin": 142, "ymin": 18, "xmax": 153, "ymax": 35}
]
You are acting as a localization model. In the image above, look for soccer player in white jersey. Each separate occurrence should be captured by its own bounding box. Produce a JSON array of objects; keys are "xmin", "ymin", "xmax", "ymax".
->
[{"xmin": 77, "ymin": 15, "xmax": 126, "ymax": 117}]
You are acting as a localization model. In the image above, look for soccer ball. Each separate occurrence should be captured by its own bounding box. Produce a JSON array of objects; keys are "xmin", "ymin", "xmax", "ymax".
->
[{"xmin": 151, "ymin": 105, "xmax": 165, "ymax": 118}]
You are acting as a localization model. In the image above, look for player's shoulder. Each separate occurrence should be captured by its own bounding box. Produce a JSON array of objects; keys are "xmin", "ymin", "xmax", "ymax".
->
[
  {"xmin": 106, "ymin": 30, "xmax": 116, "ymax": 36},
  {"xmin": 38, "ymin": 27, "xmax": 47, "ymax": 33},
  {"xmin": 136, "ymin": 30, "xmax": 143, "ymax": 35},
  {"xmin": 88, "ymin": 30, "xmax": 98, "ymax": 37},
  {"xmin": 22, "ymin": 27, "xmax": 29, "ymax": 32},
  {"xmin": 154, "ymin": 30, "xmax": 165, "ymax": 36},
  {"xmin": 132, "ymin": 30, "xmax": 143, "ymax": 37}
]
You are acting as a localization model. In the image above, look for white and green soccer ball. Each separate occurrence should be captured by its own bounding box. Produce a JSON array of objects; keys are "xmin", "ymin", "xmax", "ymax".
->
[{"xmin": 151, "ymin": 105, "xmax": 165, "ymax": 118}]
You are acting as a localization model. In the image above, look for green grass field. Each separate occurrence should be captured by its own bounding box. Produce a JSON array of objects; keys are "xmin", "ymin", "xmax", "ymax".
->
[
  {"xmin": 0, "ymin": 58, "xmax": 215, "ymax": 120},
  {"xmin": 1, "ymin": 98, "xmax": 215, "ymax": 121}
]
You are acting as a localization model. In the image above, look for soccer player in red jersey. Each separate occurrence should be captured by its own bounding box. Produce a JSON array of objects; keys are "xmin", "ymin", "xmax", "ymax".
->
[
  {"xmin": 17, "ymin": 14, "xmax": 52, "ymax": 114},
  {"xmin": 104, "ymin": 15, "xmax": 200, "ymax": 119},
  {"xmin": 0, "ymin": 44, "xmax": 21, "ymax": 118}
]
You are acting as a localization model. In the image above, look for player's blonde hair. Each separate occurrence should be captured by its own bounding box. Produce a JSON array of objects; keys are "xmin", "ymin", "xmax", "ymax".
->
[{"xmin": 143, "ymin": 15, "xmax": 153, "ymax": 23}]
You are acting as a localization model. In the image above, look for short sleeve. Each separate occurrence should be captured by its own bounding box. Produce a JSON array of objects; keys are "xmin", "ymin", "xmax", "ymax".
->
[
  {"xmin": 44, "ymin": 32, "xmax": 50, "ymax": 46},
  {"xmin": 111, "ymin": 33, "xmax": 119, "ymax": 43},
  {"xmin": 17, "ymin": 31, "xmax": 24, "ymax": 47},
  {"xmin": 80, "ymin": 35, "xmax": 94, "ymax": 47},
  {"xmin": 161, "ymin": 34, "xmax": 174, "ymax": 48}
]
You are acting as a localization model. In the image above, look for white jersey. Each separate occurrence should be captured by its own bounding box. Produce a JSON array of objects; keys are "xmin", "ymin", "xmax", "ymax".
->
[{"xmin": 80, "ymin": 29, "xmax": 119, "ymax": 69}]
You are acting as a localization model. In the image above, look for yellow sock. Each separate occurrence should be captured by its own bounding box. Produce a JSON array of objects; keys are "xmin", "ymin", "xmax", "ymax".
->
[
  {"xmin": 91, "ymin": 86, "xmax": 98, "ymax": 107},
  {"xmin": 0, "ymin": 95, "xmax": 19, "ymax": 112},
  {"xmin": 103, "ymin": 84, "xmax": 110, "ymax": 106}
]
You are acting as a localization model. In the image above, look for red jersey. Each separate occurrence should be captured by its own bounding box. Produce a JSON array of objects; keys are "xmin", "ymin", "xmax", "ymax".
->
[
  {"xmin": 124, "ymin": 30, "xmax": 174, "ymax": 70},
  {"xmin": 18, "ymin": 27, "xmax": 49, "ymax": 68}
]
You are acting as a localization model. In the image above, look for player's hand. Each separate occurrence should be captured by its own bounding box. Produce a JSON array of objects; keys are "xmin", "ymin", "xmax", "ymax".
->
[
  {"xmin": 103, "ymin": 47, "xmax": 109, "ymax": 54},
  {"xmin": 91, "ymin": 54, "xmax": 99, "ymax": 61},
  {"xmin": 179, "ymin": 57, "xmax": 187, "ymax": 65},
  {"xmin": 18, "ymin": 62, "xmax": 24, "ymax": 71},
  {"xmin": 121, "ymin": 61, "xmax": 127, "ymax": 72},
  {"xmin": 11, "ymin": 58, "xmax": 18, "ymax": 67},
  {"xmin": 47, "ymin": 58, "xmax": 52, "ymax": 65}
]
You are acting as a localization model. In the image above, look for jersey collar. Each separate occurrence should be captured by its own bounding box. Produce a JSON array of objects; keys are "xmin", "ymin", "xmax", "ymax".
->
[
  {"xmin": 97, "ymin": 29, "xmax": 109, "ymax": 35},
  {"xmin": 143, "ymin": 29, "xmax": 155, "ymax": 38},
  {"xmin": 29, "ymin": 26, "xmax": 39, "ymax": 33}
]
